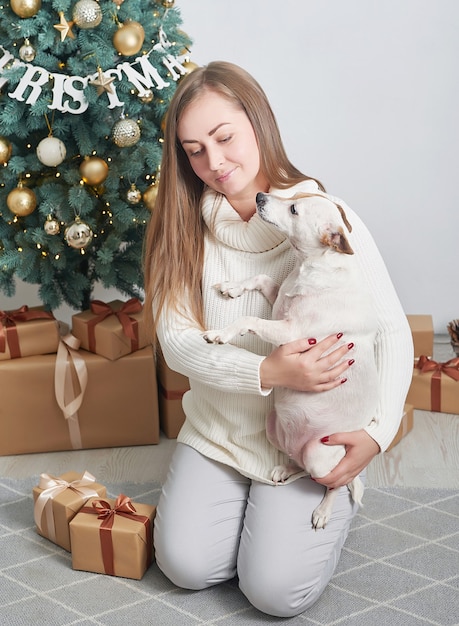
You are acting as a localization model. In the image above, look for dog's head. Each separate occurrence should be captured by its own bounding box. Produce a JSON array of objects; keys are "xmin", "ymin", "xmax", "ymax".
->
[{"xmin": 255, "ymin": 192, "xmax": 354, "ymax": 257}]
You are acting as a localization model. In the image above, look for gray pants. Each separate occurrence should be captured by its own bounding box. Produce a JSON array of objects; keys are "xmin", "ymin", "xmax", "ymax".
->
[{"xmin": 154, "ymin": 442, "xmax": 361, "ymax": 618}]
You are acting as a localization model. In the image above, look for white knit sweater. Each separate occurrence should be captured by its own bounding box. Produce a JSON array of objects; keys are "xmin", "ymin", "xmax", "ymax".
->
[{"xmin": 156, "ymin": 180, "xmax": 414, "ymax": 484}]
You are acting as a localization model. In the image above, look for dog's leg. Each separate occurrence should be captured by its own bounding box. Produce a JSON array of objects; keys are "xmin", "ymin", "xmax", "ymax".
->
[
  {"xmin": 348, "ymin": 476, "xmax": 364, "ymax": 507},
  {"xmin": 312, "ymin": 488, "xmax": 339, "ymax": 530},
  {"xmin": 203, "ymin": 317, "xmax": 293, "ymax": 346},
  {"xmin": 215, "ymin": 274, "xmax": 280, "ymax": 306}
]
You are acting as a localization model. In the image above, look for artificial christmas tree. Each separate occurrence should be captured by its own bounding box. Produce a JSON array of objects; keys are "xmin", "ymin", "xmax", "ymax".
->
[{"xmin": 0, "ymin": 0, "xmax": 192, "ymax": 311}]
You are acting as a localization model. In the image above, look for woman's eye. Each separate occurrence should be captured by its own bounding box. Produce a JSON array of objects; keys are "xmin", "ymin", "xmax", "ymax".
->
[
  {"xmin": 219, "ymin": 135, "xmax": 232, "ymax": 143},
  {"xmin": 290, "ymin": 204, "xmax": 297, "ymax": 215}
]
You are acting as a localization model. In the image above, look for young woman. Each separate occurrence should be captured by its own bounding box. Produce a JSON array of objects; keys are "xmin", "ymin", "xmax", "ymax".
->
[{"xmin": 143, "ymin": 61, "xmax": 413, "ymax": 617}]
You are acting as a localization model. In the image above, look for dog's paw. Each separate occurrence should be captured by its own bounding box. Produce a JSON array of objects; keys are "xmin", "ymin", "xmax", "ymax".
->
[
  {"xmin": 214, "ymin": 281, "xmax": 245, "ymax": 299},
  {"xmin": 271, "ymin": 464, "xmax": 300, "ymax": 484},
  {"xmin": 311, "ymin": 505, "xmax": 331, "ymax": 530},
  {"xmin": 202, "ymin": 329, "xmax": 229, "ymax": 344}
]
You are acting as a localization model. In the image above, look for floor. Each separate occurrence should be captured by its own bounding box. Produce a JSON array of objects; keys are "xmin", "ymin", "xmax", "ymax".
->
[{"xmin": 1, "ymin": 336, "xmax": 458, "ymax": 490}]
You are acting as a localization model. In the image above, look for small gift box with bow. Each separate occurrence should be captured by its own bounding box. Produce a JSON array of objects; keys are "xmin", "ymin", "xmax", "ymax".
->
[
  {"xmin": 406, "ymin": 314, "xmax": 434, "ymax": 358},
  {"xmin": 156, "ymin": 346, "xmax": 189, "ymax": 438},
  {"xmin": 69, "ymin": 495, "xmax": 155, "ymax": 580},
  {"xmin": 32, "ymin": 471, "xmax": 107, "ymax": 551},
  {"xmin": 71, "ymin": 299, "xmax": 148, "ymax": 361},
  {"xmin": 406, "ymin": 355, "xmax": 459, "ymax": 414},
  {"xmin": 0, "ymin": 305, "xmax": 60, "ymax": 361},
  {"xmin": 386, "ymin": 403, "xmax": 414, "ymax": 452}
]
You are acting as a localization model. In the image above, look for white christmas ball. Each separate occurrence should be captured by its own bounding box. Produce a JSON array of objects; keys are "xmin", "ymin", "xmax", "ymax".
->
[{"xmin": 36, "ymin": 137, "xmax": 67, "ymax": 167}]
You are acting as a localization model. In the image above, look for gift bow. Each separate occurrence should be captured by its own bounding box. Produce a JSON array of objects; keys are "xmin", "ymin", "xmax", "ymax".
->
[
  {"xmin": 416, "ymin": 355, "xmax": 459, "ymax": 412},
  {"xmin": 54, "ymin": 333, "xmax": 88, "ymax": 449},
  {"xmin": 0, "ymin": 305, "xmax": 55, "ymax": 358},
  {"xmin": 80, "ymin": 494, "xmax": 153, "ymax": 576},
  {"xmin": 86, "ymin": 298, "xmax": 142, "ymax": 353},
  {"xmin": 34, "ymin": 471, "xmax": 100, "ymax": 543}
]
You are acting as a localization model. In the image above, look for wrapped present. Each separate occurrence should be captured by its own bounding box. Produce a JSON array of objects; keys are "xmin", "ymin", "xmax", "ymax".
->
[
  {"xmin": 71, "ymin": 298, "xmax": 149, "ymax": 361},
  {"xmin": 156, "ymin": 347, "xmax": 189, "ymax": 438},
  {"xmin": 0, "ymin": 304, "xmax": 59, "ymax": 361},
  {"xmin": 406, "ymin": 356, "xmax": 459, "ymax": 414},
  {"xmin": 406, "ymin": 314, "xmax": 434, "ymax": 358},
  {"xmin": 32, "ymin": 471, "xmax": 106, "ymax": 551},
  {"xmin": 386, "ymin": 403, "xmax": 414, "ymax": 452},
  {"xmin": 0, "ymin": 340, "xmax": 159, "ymax": 456},
  {"xmin": 70, "ymin": 494, "xmax": 155, "ymax": 580}
]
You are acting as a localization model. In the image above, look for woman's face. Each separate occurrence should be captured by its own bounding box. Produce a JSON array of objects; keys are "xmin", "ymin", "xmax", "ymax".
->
[{"xmin": 177, "ymin": 90, "xmax": 268, "ymax": 215}]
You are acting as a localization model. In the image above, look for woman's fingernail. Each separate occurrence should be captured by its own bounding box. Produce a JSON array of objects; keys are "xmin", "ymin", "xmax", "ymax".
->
[
  {"xmin": 337, "ymin": 332, "xmax": 343, "ymax": 339},
  {"xmin": 348, "ymin": 359, "xmax": 355, "ymax": 366},
  {"xmin": 321, "ymin": 436, "xmax": 330, "ymax": 443},
  {"xmin": 308, "ymin": 338, "xmax": 317, "ymax": 345},
  {"xmin": 310, "ymin": 477, "xmax": 317, "ymax": 482},
  {"xmin": 341, "ymin": 377, "xmax": 347, "ymax": 384},
  {"xmin": 347, "ymin": 342, "xmax": 354, "ymax": 349}
]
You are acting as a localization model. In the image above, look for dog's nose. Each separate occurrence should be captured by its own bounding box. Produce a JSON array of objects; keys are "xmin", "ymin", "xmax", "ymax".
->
[{"xmin": 256, "ymin": 192, "xmax": 267, "ymax": 208}]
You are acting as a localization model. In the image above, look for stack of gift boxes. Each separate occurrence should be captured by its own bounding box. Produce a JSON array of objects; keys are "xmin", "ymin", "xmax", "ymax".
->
[
  {"xmin": 0, "ymin": 299, "xmax": 159, "ymax": 456},
  {"xmin": 33, "ymin": 470, "xmax": 156, "ymax": 579}
]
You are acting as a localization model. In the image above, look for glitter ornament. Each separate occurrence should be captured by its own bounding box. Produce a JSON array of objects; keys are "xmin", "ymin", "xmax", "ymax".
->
[
  {"xmin": 113, "ymin": 20, "xmax": 145, "ymax": 56},
  {"xmin": 7, "ymin": 183, "xmax": 37, "ymax": 217},
  {"xmin": 19, "ymin": 38, "xmax": 36, "ymax": 62},
  {"xmin": 36, "ymin": 136, "xmax": 66, "ymax": 167},
  {"xmin": 126, "ymin": 183, "xmax": 142, "ymax": 204},
  {"xmin": 72, "ymin": 0, "xmax": 102, "ymax": 29},
  {"xmin": 44, "ymin": 215, "xmax": 60, "ymax": 235},
  {"xmin": 10, "ymin": 0, "xmax": 41, "ymax": 18},
  {"xmin": 64, "ymin": 217, "xmax": 93, "ymax": 249},
  {"xmin": 79, "ymin": 156, "xmax": 109, "ymax": 186},
  {"xmin": 111, "ymin": 117, "xmax": 140, "ymax": 147},
  {"xmin": 0, "ymin": 136, "xmax": 13, "ymax": 164}
]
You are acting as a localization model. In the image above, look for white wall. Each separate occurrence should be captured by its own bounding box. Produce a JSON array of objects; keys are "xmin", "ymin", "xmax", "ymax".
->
[{"xmin": 4, "ymin": 1, "xmax": 457, "ymax": 333}]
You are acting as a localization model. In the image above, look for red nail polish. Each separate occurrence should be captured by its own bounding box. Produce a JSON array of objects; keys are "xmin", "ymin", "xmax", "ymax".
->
[
  {"xmin": 348, "ymin": 359, "xmax": 355, "ymax": 366},
  {"xmin": 308, "ymin": 338, "xmax": 317, "ymax": 345},
  {"xmin": 341, "ymin": 377, "xmax": 347, "ymax": 384},
  {"xmin": 337, "ymin": 332, "xmax": 343, "ymax": 339},
  {"xmin": 347, "ymin": 342, "xmax": 354, "ymax": 349},
  {"xmin": 321, "ymin": 436, "xmax": 330, "ymax": 443}
]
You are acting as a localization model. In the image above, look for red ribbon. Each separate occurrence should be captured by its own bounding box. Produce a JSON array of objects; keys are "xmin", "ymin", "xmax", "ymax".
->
[
  {"xmin": 86, "ymin": 299, "xmax": 142, "ymax": 353},
  {"xmin": 79, "ymin": 494, "xmax": 153, "ymax": 576},
  {"xmin": 158, "ymin": 379, "xmax": 188, "ymax": 401},
  {"xmin": 0, "ymin": 305, "xmax": 55, "ymax": 358},
  {"xmin": 415, "ymin": 355, "xmax": 459, "ymax": 412}
]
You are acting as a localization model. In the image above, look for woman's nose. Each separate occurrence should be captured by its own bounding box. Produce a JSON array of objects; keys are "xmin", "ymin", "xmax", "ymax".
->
[{"xmin": 207, "ymin": 146, "xmax": 224, "ymax": 170}]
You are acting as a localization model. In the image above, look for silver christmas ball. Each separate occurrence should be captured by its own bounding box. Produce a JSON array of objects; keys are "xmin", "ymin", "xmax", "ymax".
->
[
  {"xmin": 44, "ymin": 215, "xmax": 60, "ymax": 235},
  {"xmin": 73, "ymin": 0, "xmax": 102, "ymax": 29},
  {"xmin": 19, "ymin": 39, "xmax": 36, "ymax": 62},
  {"xmin": 126, "ymin": 184, "xmax": 142, "ymax": 204},
  {"xmin": 111, "ymin": 118, "xmax": 141, "ymax": 147},
  {"xmin": 64, "ymin": 217, "xmax": 93, "ymax": 249}
]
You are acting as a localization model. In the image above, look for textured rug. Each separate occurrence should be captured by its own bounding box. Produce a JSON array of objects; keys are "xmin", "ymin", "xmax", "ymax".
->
[{"xmin": 0, "ymin": 478, "xmax": 458, "ymax": 626}]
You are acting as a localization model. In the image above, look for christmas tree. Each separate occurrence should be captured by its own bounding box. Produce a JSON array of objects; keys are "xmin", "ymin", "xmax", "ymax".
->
[{"xmin": 0, "ymin": 0, "xmax": 192, "ymax": 311}]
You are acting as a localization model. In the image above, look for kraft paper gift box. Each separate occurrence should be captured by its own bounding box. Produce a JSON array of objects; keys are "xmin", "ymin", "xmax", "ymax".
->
[
  {"xmin": 0, "ymin": 304, "xmax": 60, "ymax": 361},
  {"xmin": 406, "ymin": 314, "xmax": 434, "ymax": 358},
  {"xmin": 406, "ymin": 355, "xmax": 459, "ymax": 414},
  {"xmin": 156, "ymin": 347, "xmax": 189, "ymax": 438},
  {"xmin": 0, "ymin": 342, "xmax": 159, "ymax": 456},
  {"xmin": 71, "ymin": 298, "xmax": 149, "ymax": 361},
  {"xmin": 386, "ymin": 403, "xmax": 414, "ymax": 452},
  {"xmin": 32, "ymin": 471, "xmax": 107, "ymax": 551},
  {"xmin": 70, "ymin": 495, "xmax": 155, "ymax": 580}
]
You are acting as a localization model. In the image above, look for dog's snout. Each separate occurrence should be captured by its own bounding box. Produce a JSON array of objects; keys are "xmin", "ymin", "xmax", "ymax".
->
[{"xmin": 256, "ymin": 192, "xmax": 267, "ymax": 208}]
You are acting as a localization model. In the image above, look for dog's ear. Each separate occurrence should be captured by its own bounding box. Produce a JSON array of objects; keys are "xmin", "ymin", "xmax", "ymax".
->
[
  {"xmin": 336, "ymin": 204, "xmax": 352, "ymax": 233},
  {"xmin": 321, "ymin": 228, "xmax": 354, "ymax": 255}
]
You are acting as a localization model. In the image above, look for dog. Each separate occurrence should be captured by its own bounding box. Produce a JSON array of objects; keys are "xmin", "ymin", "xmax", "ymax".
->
[{"xmin": 203, "ymin": 191, "xmax": 379, "ymax": 529}]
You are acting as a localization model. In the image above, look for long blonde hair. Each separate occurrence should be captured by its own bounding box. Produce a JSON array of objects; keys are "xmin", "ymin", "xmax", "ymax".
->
[{"xmin": 143, "ymin": 61, "xmax": 324, "ymax": 341}]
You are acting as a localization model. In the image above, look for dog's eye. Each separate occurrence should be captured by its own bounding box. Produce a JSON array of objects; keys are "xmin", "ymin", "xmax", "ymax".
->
[{"xmin": 290, "ymin": 204, "xmax": 298, "ymax": 215}]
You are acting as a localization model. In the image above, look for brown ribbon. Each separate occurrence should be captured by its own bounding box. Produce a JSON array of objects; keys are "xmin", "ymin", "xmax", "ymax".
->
[
  {"xmin": 85, "ymin": 299, "xmax": 142, "ymax": 353},
  {"xmin": 415, "ymin": 355, "xmax": 459, "ymax": 412},
  {"xmin": 54, "ymin": 334, "xmax": 88, "ymax": 449},
  {"xmin": 79, "ymin": 495, "xmax": 153, "ymax": 576},
  {"xmin": 0, "ymin": 305, "xmax": 55, "ymax": 358},
  {"xmin": 158, "ymin": 379, "xmax": 188, "ymax": 401}
]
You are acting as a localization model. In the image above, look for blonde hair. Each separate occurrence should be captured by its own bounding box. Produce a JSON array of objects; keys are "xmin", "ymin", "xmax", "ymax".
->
[{"xmin": 143, "ymin": 61, "xmax": 324, "ymax": 341}]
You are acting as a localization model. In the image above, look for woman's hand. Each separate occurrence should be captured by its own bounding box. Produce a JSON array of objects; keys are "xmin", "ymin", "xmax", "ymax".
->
[
  {"xmin": 260, "ymin": 333, "xmax": 354, "ymax": 392},
  {"xmin": 311, "ymin": 430, "xmax": 380, "ymax": 489}
]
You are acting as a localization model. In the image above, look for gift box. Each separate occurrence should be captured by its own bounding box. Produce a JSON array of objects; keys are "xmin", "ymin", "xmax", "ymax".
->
[
  {"xmin": 386, "ymin": 403, "xmax": 414, "ymax": 452},
  {"xmin": 0, "ymin": 344, "xmax": 159, "ymax": 456},
  {"xmin": 406, "ymin": 356, "xmax": 459, "ymax": 414},
  {"xmin": 71, "ymin": 299, "xmax": 149, "ymax": 361},
  {"xmin": 33, "ymin": 471, "xmax": 107, "ymax": 551},
  {"xmin": 0, "ymin": 304, "xmax": 60, "ymax": 361},
  {"xmin": 406, "ymin": 314, "xmax": 434, "ymax": 358},
  {"xmin": 156, "ymin": 348, "xmax": 189, "ymax": 438},
  {"xmin": 70, "ymin": 495, "xmax": 155, "ymax": 580}
]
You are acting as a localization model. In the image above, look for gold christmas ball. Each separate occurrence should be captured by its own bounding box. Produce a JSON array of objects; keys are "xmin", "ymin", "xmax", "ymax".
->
[
  {"xmin": 0, "ymin": 136, "xmax": 13, "ymax": 164},
  {"xmin": 72, "ymin": 0, "xmax": 102, "ymax": 29},
  {"xmin": 10, "ymin": 0, "xmax": 41, "ymax": 18},
  {"xmin": 113, "ymin": 21, "xmax": 145, "ymax": 56},
  {"xmin": 142, "ymin": 183, "xmax": 158, "ymax": 211},
  {"xmin": 79, "ymin": 156, "xmax": 109, "ymax": 186},
  {"xmin": 182, "ymin": 60, "xmax": 199, "ymax": 75},
  {"xmin": 162, "ymin": 0, "xmax": 175, "ymax": 8},
  {"xmin": 7, "ymin": 184, "xmax": 37, "ymax": 217}
]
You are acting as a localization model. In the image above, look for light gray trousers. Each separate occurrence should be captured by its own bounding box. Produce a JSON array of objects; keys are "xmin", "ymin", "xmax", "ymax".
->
[{"xmin": 153, "ymin": 443, "xmax": 361, "ymax": 618}]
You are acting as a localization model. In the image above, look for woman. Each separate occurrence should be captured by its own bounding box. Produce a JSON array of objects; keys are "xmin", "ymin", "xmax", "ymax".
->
[{"xmin": 143, "ymin": 61, "xmax": 413, "ymax": 617}]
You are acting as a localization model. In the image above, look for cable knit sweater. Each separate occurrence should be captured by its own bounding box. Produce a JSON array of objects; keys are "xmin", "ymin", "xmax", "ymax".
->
[{"xmin": 156, "ymin": 180, "xmax": 414, "ymax": 484}]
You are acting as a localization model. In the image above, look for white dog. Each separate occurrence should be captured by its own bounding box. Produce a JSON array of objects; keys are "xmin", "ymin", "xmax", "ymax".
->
[{"xmin": 203, "ymin": 192, "xmax": 379, "ymax": 529}]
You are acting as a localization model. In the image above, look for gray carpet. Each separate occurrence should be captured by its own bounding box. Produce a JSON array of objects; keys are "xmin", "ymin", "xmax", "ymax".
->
[{"xmin": 0, "ymin": 478, "xmax": 458, "ymax": 626}]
